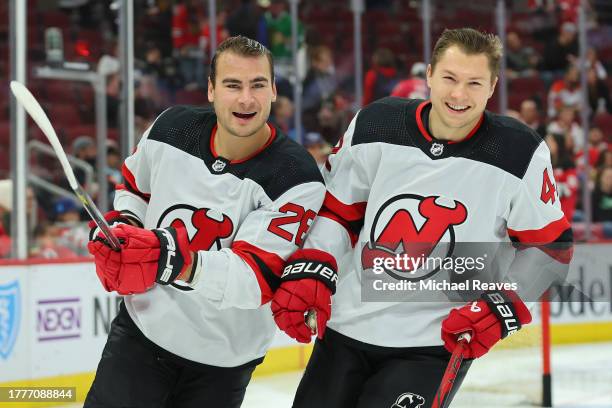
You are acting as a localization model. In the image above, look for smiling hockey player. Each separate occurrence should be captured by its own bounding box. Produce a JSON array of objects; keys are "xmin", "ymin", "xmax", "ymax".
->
[
  {"xmin": 85, "ymin": 36, "xmax": 325, "ymax": 407},
  {"xmin": 271, "ymin": 28, "xmax": 573, "ymax": 407}
]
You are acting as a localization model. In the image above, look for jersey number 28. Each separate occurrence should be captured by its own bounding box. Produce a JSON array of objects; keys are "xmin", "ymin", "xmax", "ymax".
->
[{"xmin": 268, "ymin": 203, "xmax": 317, "ymax": 246}]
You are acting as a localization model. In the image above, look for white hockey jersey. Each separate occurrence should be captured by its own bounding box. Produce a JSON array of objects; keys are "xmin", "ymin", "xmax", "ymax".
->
[
  {"xmin": 305, "ymin": 98, "xmax": 572, "ymax": 348},
  {"xmin": 114, "ymin": 106, "xmax": 325, "ymax": 367}
]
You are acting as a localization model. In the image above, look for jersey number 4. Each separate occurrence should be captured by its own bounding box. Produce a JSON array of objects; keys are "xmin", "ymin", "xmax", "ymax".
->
[
  {"xmin": 540, "ymin": 168, "xmax": 557, "ymax": 204},
  {"xmin": 268, "ymin": 203, "xmax": 317, "ymax": 246}
]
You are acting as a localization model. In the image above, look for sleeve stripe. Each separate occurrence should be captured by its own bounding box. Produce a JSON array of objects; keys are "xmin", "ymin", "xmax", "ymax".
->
[
  {"xmin": 121, "ymin": 163, "xmax": 151, "ymax": 203},
  {"xmin": 316, "ymin": 192, "xmax": 365, "ymax": 247},
  {"xmin": 231, "ymin": 240, "xmax": 284, "ymax": 304},
  {"xmin": 507, "ymin": 216, "xmax": 571, "ymax": 243},
  {"xmin": 322, "ymin": 192, "xmax": 366, "ymax": 222}
]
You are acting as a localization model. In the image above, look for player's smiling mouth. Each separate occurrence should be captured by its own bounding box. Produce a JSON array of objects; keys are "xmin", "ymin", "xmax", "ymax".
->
[
  {"xmin": 233, "ymin": 112, "xmax": 257, "ymax": 119},
  {"xmin": 445, "ymin": 102, "xmax": 470, "ymax": 113}
]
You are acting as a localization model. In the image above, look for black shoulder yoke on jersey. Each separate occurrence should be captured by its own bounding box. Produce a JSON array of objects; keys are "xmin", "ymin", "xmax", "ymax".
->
[
  {"xmin": 147, "ymin": 105, "xmax": 323, "ymax": 201},
  {"xmin": 352, "ymin": 97, "xmax": 543, "ymax": 179}
]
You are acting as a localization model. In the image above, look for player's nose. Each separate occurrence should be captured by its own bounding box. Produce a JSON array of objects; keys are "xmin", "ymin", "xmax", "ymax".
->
[
  {"xmin": 449, "ymin": 83, "xmax": 468, "ymax": 101},
  {"xmin": 237, "ymin": 88, "xmax": 256, "ymax": 106}
]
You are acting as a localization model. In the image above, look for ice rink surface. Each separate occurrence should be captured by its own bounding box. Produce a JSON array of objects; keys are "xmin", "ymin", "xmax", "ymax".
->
[{"xmin": 60, "ymin": 341, "xmax": 612, "ymax": 407}]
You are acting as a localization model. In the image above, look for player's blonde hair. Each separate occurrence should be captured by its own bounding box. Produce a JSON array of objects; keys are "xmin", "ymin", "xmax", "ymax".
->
[
  {"xmin": 431, "ymin": 28, "xmax": 503, "ymax": 82},
  {"xmin": 209, "ymin": 36, "xmax": 274, "ymax": 86}
]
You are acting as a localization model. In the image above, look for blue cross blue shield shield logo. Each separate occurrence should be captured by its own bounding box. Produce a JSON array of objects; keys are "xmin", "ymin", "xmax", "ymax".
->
[{"xmin": 0, "ymin": 281, "xmax": 21, "ymax": 360}]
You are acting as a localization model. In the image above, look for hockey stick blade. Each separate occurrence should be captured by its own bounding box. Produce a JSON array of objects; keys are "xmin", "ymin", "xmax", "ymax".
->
[
  {"xmin": 10, "ymin": 80, "xmax": 122, "ymax": 251},
  {"xmin": 430, "ymin": 332, "xmax": 471, "ymax": 408}
]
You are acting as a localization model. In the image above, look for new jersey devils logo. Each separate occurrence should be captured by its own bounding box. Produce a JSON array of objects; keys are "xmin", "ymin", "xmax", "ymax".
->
[
  {"xmin": 157, "ymin": 204, "xmax": 234, "ymax": 252},
  {"xmin": 391, "ymin": 392, "xmax": 425, "ymax": 408},
  {"xmin": 362, "ymin": 194, "xmax": 467, "ymax": 281}
]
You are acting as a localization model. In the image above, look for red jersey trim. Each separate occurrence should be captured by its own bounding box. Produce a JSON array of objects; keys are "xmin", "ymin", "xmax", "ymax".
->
[
  {"xmin": 415, "ymin": 100, "xmax": 484, "ymax": 144},
  {"xmin": 507, "ymin": 217, "xmax": 571, "ymax": 244},
  {"xmin": 322, "ymin": 192, "xmax": 366, "ymax": 222},
  {"xmin": 231, "ymin": 240, "xmax": 285, "ymax": 304},
  {"xmin": 317, "ymin": 192, "xmax": 366, "ymax": 247},
  {"xmin": 210, "ymin": 124, "xmax": 277, "ymax": 164},
  {"xmin": 121, "ymin": 163, "xmax": 151, "ymax": 202}
]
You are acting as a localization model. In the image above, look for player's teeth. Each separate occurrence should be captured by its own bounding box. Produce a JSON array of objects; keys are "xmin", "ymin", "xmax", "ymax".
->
[{"xmin": 449, "ymin": 104, "xmax": 468, "ymax": 110}]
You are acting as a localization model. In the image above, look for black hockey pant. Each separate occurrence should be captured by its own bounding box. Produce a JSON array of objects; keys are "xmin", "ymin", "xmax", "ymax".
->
[
  {"xmin": 84, "ymin": 303, "xmax": 256, "ymax": 408},
  {"xmin": 293, "ymin": 328, "xmax": 472, "ymax": 408}
]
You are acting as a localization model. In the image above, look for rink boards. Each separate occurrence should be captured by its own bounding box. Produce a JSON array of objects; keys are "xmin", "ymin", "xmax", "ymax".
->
[{"xmin": 0, "ymin": 243, "xmax": 611, "ymax": 406}]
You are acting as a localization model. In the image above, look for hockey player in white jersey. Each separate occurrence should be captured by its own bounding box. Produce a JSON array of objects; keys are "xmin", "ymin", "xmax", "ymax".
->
[
  {"xmin": 85, "ymin": 36, "xmax": 325, "ymax": 407},
  {"xmin": 271, "ymin": 28, "xmax": 573, "ymax": 407}
]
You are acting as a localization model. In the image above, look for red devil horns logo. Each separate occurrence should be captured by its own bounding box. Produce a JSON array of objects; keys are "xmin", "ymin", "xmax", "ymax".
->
[
  {"xmin": 362, "ymin": 195, "xmax": 467, "ymax": 278},
  {"xmin": 159, "ymin": 205, "xmax": 234, "ymax": 252}
]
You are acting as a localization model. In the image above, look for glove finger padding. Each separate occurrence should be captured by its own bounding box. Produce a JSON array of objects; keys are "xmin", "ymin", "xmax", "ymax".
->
[
  {"xmin": 271, "ymin": 249, "xmax": 337, "ymax": 343},
  {"xmin": 272, "ymin": 280, "xmax": 332, "ymax": 343},
  {"xmin": 441, "ymin": 291, "xmax": 532, "ymax": 359},
  {"xmin": 87, "ymin": 223, "xmax": 191, "ymax": 295},
  {"xmin": 87, "ymin": 231, "xmax": 160, "ymax": 294},
  {"xmin": 87, "ymin": 240, "xmax": 121, "ymax": 292}
]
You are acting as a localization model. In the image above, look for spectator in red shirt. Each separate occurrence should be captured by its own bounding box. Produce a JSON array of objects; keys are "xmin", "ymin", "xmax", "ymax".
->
[
  {"xmin": 546, "ymin": 133, "xmax": 578, "ymax": 221},
  {"xmin": 548, "ymin": 65, "xmax": 581, "ymax": 118},
  {"xmin": 557, "ymin": 0, "xmax": 580, "ymax": 24},
  {"xmin": 30, "ymin": 222, "xmax": 78, "ymax": 259},
  {"xmin": 362, "ymin": 48, "xmax": 399, "ymax": 106},
  {"xmin": 200, "ymin": 11, "xmax": 230, "ymax": 61},
  {"xmin": 173, "ymin": 0, "xmax": 205, "ymax": 88},
  {"xmin": 577, "ymin": 127, "xmax": 608, "ymax": 170},
  {"xmin": 391, "ymin": 62, "xmax": 428, "ymax": 100}
]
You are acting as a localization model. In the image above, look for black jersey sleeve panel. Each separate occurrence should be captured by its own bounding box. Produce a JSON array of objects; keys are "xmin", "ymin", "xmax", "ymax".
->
[
  {"xmin": 242, "ymin": 137, "xmax": 325, "ymax": 202},
  {"xmin": 463, "ymin": 114, "xmax": 544, "ymax": 180},
  {"xmin": 352, "ymin": 97, "xmax": 422, "ymax": 147},
  {"xmin": 147, "ymin": 105, "xmax": 215, "ymax": 157}
]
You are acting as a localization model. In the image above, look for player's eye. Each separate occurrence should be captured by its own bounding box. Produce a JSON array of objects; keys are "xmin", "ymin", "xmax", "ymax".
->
[
  {"xmin": 252, "ymin": 83, "xmax": 266, "ymax": 89},
  {"xmin": 470, "ymin": 82, "xmax": 482, "ymax": 86},
  {"xmin": 227, "ymin": 84, "xmax": 240, "ymax": 89},
  {"xmin": 444, "ymin": 76, "xmax": 456, "ymax": 82}
]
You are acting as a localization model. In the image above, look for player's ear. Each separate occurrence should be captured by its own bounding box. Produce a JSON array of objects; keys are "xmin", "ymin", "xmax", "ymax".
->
[
  {"xmin": 208, "ymin": 77, "xmax": 214, "ymax": 103},
  {"xmin": 426, "ymin": 64, "xmax": 433, "ymax": 89},
  {"xmin": 271, "ymin": 82, "xmax": 277, "ymax": 103}
]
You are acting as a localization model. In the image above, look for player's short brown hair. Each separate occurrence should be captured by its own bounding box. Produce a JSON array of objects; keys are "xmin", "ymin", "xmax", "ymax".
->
[
  {"xmin": 209, "ymin": 36, "xmax": 274, "ymax": 86},
  {"xmin": 431, "ymin": 28, "xmax": 503, "ymax": 82}
]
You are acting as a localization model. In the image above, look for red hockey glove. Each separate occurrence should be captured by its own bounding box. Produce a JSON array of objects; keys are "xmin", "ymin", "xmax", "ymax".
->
[
  {"xmin": 441, "ymin": 291, "xmax": 532, "ymax": 359},
  {"xmin": 272, "ymin": 249, "xmax": 338, "ymax": 343},
  {"xmin": 87, "ymin": 223, "xmax": 192, "ymax": 295},
  {"xmin": 88, "ymin": 210, "xmax": 131, "ymax": 291}
]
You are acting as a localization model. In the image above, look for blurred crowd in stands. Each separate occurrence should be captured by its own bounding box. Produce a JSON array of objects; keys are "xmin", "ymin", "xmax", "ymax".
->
[{"xmin": 0, "ymin": 0, "xmax": 611, "ymax": 259}]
